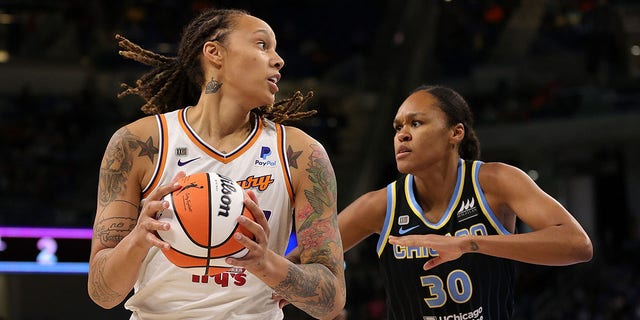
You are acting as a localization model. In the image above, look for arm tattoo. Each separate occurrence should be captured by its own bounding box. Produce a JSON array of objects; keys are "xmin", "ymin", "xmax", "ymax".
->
[
  {"xmin": 287, "ymin": 145, "xmax": 303, "ymax": 169},
  {"xmin": 298, "ymin": 144, "xmax": 337, "ymax": 230},
  {"xmin": 113, "ymin": 199, "xmax": 140, "ymax": 211},
  {"xmin": 275, "ymin": 264, "xmax": 337, "ymax": 316},
  {"xmin": 96, "ymin": 127, "xmax": 153, "ymax": 247},
  {"xmin": 133, "ymin": 136, "xmax": 158, "ymax": 162},
  {"xmin": 89, "ymin": 253, "xmax": 123, "ymax": 303},
  {"xmin": 98, "ymin": 128, "xmax": 156, "ymax": 208},
  {"xmin": 279, "ymin": 143, "xmax": 342, "ymax": 315},
  {"xmin": 98, "ymin": 128, "xmax": 134, "ymax": 208},
  {"xmin": 94, "ymin": 215, "xmax": 137, "ymax": 248},
  {"xmin": 470, "ymin": 241, "xmax": 479, "ymax": 251}
]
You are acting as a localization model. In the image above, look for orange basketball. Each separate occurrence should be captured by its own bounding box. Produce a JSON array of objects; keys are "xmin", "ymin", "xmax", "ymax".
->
[{"xmin": 156, "ymin": 172, "xmax": 255, "ymax": 275}]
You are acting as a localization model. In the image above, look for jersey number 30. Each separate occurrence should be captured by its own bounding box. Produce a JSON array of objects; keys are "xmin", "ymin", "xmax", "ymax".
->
[{"xmin": 421, "ymin": 269, "xmax": 472, "ymax": 307}]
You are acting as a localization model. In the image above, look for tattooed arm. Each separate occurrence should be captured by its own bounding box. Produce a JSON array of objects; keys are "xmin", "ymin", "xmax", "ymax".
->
[
  {"xmin": 226, "ymin": 126, "xmax": 345, "ymax": 319},
  {"xmin": 276, "ymin": 128, "xmax": 346, "ymax": 319},
  {"xmin": 87, "ymin": 118, "xmax": 181, "ymax": 309}
]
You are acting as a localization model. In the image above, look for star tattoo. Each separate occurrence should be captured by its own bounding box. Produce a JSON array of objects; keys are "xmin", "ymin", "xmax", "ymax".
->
[
  {"xmin": 133, "ymin": 136, "xmax": 158, "ymax": 163},
  {"xmin": 287, "ymin": 145, "xmax": 303, "ymax": 169}
]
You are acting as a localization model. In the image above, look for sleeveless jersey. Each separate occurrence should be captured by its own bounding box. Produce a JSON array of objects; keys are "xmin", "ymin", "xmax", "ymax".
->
[
  {"xmin": 124, "ymin": 107, "xmax": 294, "ymax": 320},
  {"xmin": 377, "ymin": 159, "xmax": 515, "ymax": 320}
]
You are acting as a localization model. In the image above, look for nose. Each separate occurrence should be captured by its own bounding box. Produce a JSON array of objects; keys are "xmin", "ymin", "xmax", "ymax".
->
[
  {"xmin": 396, "ymin": 130, "xmax": 411, "ymax": 142},
  {"xmin": 272, "ymin": 51, "xmax": 285, "ymax": 70}
]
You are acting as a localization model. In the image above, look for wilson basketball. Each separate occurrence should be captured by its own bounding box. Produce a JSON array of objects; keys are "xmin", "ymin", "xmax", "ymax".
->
[{"xmin": 156, "ymin": 172, "xmax": 255, "ymax": 275}]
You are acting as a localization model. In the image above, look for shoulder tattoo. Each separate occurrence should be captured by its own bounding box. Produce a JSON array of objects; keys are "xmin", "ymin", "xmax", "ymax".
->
[
  {"xmin": 287, "ymin": 145, "xmax": 303, "ymax": 169},
  {"xmin": 97, "ymin": 128, "xmax": 157, "ymax": 208}
]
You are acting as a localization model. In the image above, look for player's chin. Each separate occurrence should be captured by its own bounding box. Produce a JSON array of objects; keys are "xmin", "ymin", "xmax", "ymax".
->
[
  {"xmin": 395, "ymin": 162, "xmax": 411, "ymax": 174},
  {"xmin": 255, "ymin": 94, "xmax": 275, "ymax": 108}
]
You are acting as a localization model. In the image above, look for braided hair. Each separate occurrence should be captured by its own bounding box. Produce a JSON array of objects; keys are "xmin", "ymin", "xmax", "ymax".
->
[
  {"xmin": 116, "ymin": 8, "xmax": 316, "ymax": 123},
  {"xmin": 412, "ymin": 85, "xmax": 481, "ymax": 160}
]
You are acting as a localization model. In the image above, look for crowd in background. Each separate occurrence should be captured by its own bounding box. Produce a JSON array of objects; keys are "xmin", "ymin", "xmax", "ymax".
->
[{"xmin": 1, "ymin": 0, "xmax": 639, "ymax": 318}]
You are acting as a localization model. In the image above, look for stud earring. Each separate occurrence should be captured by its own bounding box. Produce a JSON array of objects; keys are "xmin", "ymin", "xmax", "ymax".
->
[{"xmin": 205, "ymin": 77, "xmax": 222, "ymax": 94}]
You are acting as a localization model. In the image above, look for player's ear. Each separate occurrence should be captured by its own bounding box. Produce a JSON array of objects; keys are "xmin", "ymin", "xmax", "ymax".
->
[
  {"xmin": 203, "ymin": 41, "xmax": 224, "ymax": 67},
  {"xmin": 450, "ymin": 123, "xmax": 464, "ymax": 144}
]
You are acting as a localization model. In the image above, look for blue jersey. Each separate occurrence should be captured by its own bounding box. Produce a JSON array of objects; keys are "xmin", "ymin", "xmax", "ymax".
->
[{"xmin": 377, "ymin": 159, "xmax": 515, "ymax": 320}]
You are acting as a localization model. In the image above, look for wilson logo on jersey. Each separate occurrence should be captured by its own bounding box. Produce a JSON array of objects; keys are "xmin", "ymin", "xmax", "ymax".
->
[
  {"xmin": 457, "ymin": 198, "xmax": 478, "ymax": 222},
  {"xmin": 236, "ymin": 175, "xmax": 275, "ymax": 191}
]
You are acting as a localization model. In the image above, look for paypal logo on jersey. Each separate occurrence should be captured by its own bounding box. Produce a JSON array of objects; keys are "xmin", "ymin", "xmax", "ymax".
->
[
  {"xmin": 260, "ymin": 146, "xmax": 272, "ymax": 159},
  {"xmin": 255, "ymin": 146, "xmax": 277, "ymax": 167}
]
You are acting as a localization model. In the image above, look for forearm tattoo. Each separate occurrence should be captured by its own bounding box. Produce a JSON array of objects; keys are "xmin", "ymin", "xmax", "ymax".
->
[
  {"xmin": 88, "ymin": 252, "xmax": 123, "ymax": 303},
  {"xmin": 470, "ymin": 241, "xmax": 479, "ymax": 251},
  {"xmin": 93, "ymin": 215, "xmax": 137, "ymax": 248},
  {"xmin": 275, "ymin": 264, "xmax": 337, "ymax": 316}
]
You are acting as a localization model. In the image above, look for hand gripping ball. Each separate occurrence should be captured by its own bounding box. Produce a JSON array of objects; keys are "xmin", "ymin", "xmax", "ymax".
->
[{"xmin": 156, "ymin": 172, "xmax": 255, "ymax": 275}]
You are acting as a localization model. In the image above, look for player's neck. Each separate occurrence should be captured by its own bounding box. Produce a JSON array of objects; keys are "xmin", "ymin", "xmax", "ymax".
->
[
  {"xmin": 412, "ymin": 157, "xmax": 460, "ymax": 213},
  {"xmin": 186, "ymin": 104, "xmax": 254, "ymax": 151}
]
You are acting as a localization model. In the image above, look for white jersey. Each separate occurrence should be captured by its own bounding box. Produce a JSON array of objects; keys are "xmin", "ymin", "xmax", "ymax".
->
[{"xmin": 125, "ymin": 107, "xmax": 294, "ymax": 320}]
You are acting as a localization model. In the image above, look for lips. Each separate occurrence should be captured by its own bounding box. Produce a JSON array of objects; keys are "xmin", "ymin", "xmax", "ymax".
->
[
  {"xmin": 396, "ymin": 145, "xmax": 411, "ymax": 154},
  {"xmin": 268, "ymin": 73, "xmax": 280, "ymax": 83},
  {"xmin": 396, "ymin": 145, "xmax": 411, "ymax": 159},
  {"xmin": 267, "ymin": 74, "xmax": 280, "ymax": 93}
]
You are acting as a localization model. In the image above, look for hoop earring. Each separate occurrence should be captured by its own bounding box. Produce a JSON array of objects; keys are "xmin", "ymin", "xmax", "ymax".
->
[{"xmin": 205, "ymin": 77, "xmax": 222, "ymax": 94}]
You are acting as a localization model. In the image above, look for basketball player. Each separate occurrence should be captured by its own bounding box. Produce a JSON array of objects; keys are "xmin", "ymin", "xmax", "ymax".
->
[
  {"xmin": 87, "ymin": 9, "xmax": 345, "ymax": 320},
  {"xmin": 285, "ymin": 85, "xmax": 593, "ymax": 319}
]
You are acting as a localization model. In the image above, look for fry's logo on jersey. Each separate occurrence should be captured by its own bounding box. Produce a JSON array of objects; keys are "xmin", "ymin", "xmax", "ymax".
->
[
  {"xmin": 191, "ymin": 268, "xmax": 248, "ymax": 287},
  {"xmin": 236, "ymin": 175, "xmax": 275, "ymax": 191}
]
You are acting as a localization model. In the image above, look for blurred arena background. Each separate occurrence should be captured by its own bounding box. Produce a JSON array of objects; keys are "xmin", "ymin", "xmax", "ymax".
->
[{"xmin": 0, "ymin": 0, "xmax": 639, "ymax": 319}]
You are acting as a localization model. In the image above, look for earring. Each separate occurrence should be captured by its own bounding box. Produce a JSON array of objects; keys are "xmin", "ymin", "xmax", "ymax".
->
[{"xmin": 205, "ymin": 77, "xmax": 222, "ymax": 94}]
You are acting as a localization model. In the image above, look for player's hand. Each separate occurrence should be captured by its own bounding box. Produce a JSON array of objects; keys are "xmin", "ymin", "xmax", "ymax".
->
[
  {"xmin": 388, "ymin": 234, "xmax": 466, "ymax": 270},
  {"xmin": 134, "ymin": 171, "xmax": 185, "ymax": 251},
  {"xmin": 271, "ymin": 292, "xmax": 290, "ymax": 309},
  {"xmin": 225, "ymin": 190, "xmax": 273, "ymax": 273}
]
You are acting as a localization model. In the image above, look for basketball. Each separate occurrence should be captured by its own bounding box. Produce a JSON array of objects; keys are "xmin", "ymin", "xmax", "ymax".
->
[{"xmin": 156, "ymin": 172, "xmax": 255, "ymax": 275}]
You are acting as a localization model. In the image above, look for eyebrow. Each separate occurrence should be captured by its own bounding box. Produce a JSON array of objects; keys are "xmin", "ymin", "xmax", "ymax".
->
[
  {"xmin": 393, "ymin": 112, "xmax": 427, "ymax": 123},
  {"xmin": 252, "ymin": 29, "xmax": 276, "ymax": 44},
  {"xmin": 253, "ymin": 29, "xmax": 274, "ymax": 38},
  {"xmin": 406, "ymin": 112, "xmax": 427, "ymax": 117}
]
